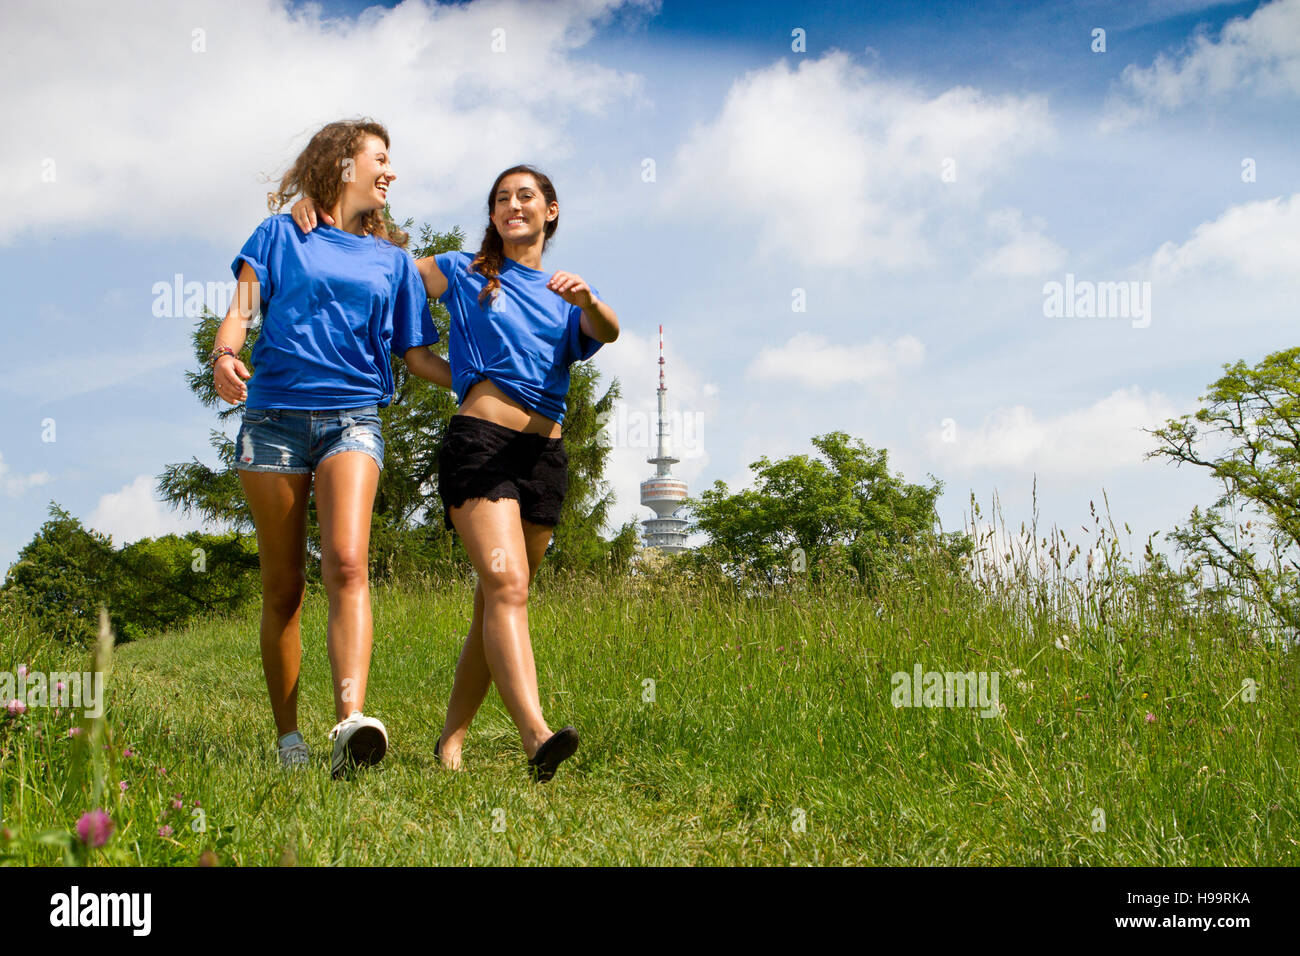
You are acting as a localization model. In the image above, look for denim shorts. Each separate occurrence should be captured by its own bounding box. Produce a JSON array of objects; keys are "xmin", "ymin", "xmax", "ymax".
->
[
  {"xmin": 437, "ymin": 414, "xmax": 567, "ymax": 530},
  {"xmin": 234, "ymin": 405, "xmax": 384, "ymax": 474}
]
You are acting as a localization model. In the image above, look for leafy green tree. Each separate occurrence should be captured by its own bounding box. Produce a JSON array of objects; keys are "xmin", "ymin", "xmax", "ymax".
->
[
  {"xmin": 547, "ymin": 361, "xmax": 639, "ymax": 577},
  {"xmin": 1, "ymin": 505, "xmax": 118, "ymax": 645},
  {"xmin": 1, "ymin": 504, "xmax": 259, "ymax": 645},
  {"xmin": 685, "ymin": 431, "xmax": 969, "ymax": 589},
  {"xmin": 1147, "ymin": 347, "xmax": 1300, "ymax": 633}
]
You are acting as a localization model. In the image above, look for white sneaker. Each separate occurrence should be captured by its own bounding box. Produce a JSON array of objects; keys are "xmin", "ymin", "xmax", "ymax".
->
[
  {"xmin": 278, "ymin": 731, "xmax": 310, "ymax": 769},
  {"xmin": 328, "ymin": 711, "xmax": 388, "ymax": 778}
]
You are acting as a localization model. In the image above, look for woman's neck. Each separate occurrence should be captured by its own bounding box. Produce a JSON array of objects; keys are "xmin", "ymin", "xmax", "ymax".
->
[
  {"xmin": 501, "ymin": 239, "xmax": 543, "ymax": 270},
  {"xmin": 328, "ymin": 199, "xmax": 370, "ymax": 237}
]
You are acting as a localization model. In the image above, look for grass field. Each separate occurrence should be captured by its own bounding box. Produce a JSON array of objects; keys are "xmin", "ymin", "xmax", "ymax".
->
[{"xmin": 1, "ymin": 536, "xmax": 1297, "ymax": 866}]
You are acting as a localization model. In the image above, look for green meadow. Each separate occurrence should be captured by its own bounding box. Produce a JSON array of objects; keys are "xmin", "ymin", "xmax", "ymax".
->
[{"xmin": 2, "ymin": 529, "xmax": 1296, "ymax": 866}]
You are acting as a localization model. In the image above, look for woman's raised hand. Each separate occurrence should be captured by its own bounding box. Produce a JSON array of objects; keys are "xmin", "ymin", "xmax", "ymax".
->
[
  {"xmin": 290, "ymin": 196, "xmax": 333, "ymax": 232},
  {"xmin": 546, "ymin": 271, "xmax": 594, "ymax": 309},
  {"xmin": 213, "ymin": 354, "xmax": 252, "ymax": 405}
]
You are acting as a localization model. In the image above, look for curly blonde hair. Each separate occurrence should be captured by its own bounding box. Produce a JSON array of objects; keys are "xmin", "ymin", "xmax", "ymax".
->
[{"xmin": 267, "ymin": 118, "xmax": 408, "ymax": 247}]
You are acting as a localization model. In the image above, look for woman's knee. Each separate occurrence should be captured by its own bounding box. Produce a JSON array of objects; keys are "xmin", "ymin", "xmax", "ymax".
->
[
  {"xmin": 262, "ymin": 571, "xmax": 306, "ymax": 619},
  {"xmin": 322, "ymin": 548, "xmax": 369, "ymax": 593},
  {"xmin": 478, "ymin": 565, "xmax": 529, "ymax": 606}
]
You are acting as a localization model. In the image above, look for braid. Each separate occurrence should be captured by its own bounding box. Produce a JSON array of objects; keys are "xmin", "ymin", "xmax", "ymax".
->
[{"xmin": 471, "ymin": 226, "xmax": 505, "ymax": 309}]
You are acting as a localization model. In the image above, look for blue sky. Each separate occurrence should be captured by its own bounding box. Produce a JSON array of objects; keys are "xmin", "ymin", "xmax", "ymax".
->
[{"xmin": 1, "ymin": 0, "xmax": 1298, "ymax": 576}]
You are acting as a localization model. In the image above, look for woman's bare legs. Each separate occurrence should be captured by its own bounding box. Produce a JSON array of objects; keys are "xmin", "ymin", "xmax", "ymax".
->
[
  {"xmin": 313, "ymin": 451, "xmax": 381, "ymax": 721},
  {"xmin": 238, "ymin": 470, "xmax": 312, "ymax": 738},
  {"xmin": 438, "ymin": 497, "xmax": 556, "ymax": 767}
]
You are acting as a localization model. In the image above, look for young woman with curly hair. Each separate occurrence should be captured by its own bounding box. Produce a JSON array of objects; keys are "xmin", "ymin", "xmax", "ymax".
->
[{"xmin": 214, "ymin": 119, "xmax": 450, "ymax": 777}]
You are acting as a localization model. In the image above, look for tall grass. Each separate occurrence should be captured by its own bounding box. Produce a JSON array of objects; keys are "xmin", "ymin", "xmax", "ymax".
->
[{"xmin": 1, "ymin": 498, "xmax": 1295, "ymax": 865}]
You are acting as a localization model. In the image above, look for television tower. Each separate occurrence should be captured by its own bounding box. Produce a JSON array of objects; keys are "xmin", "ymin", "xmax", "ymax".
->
[{"xmin": 639, "ymin": 324, "xmax": 690, "ymax": 552}]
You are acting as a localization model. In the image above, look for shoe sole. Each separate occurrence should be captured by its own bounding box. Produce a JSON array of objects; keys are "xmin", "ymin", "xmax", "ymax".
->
[
  {"xmin": 529, "ymin": 727, "xmax": 579, "ymax": 783},
  {"xmin": 332, "ymin": 726, "xmax": 388, "ymax": 778}
]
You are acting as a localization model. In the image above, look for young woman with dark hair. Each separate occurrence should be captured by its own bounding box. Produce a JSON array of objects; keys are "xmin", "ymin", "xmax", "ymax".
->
[{"xmin": 293, "ymin": 164, "xmax": 619, "ymax": 781}]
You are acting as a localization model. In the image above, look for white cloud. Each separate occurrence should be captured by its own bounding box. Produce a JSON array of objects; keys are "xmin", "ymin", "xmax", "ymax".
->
[
  {"xmin": 1143, "ymin": 191, "xmax": 1300, "ymax": 280},
  {"xmin": 0, "ymin": 452, "xmax": 52, "ymax": 497},
  {"xmin": 1106, "ymin": 1, "xmax": 1246, "ymax": 31},
  {"xmin": 746, "ymin": 332, "xmax": 924, "ymax": 389},
  {"xmin": 88, "ymin": 474, "xmax": 210, "ymax": 547},
  {"xmin": 658, "ymin": 51, "xmax": 1055, "ymax": 270},
  {"xmin": 0, "ymin": 0, "xmax": 650, "ymax": 245},
  {"xmin": 1102, "ymin": 0, "xmax": 1300, "ymax": 130},
  {"xmin": 974, "ymin": 208, "xmax": 1067, "ymax": 278},
  {"xmin": 929, "ymin": 387, "xmax": 1180, "ymax": 475}
]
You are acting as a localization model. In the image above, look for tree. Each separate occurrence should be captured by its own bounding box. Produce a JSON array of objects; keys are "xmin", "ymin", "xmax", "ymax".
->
[
  {"xmin": 685, "ymin": 431, "xmax": 969, "ymax": 589},
  {"xmin": 1146, "ymin": 347, "xmax": 1300, "ymax": 633},
  {"xmin": 547, "ymin": 360, "xmax": 640, "ymax": 576},
  {"xmin": 1, "ymin": 504, "xmax": 259, "ymax": 645},
  {"xmin": 2, "ymin": 505, "xmax": 118, "ymax": 645}
]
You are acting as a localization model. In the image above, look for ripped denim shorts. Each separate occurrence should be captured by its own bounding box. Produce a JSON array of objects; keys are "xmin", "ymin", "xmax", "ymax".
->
[{"xmin": 233, "ymin": 405, "xmax": 384, "ymax": 474}]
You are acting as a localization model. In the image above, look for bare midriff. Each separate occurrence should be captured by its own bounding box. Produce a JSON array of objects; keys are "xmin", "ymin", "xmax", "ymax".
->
[{"xmin": 459, "ymin": 378, "xmax": 562, "ymax": 438}]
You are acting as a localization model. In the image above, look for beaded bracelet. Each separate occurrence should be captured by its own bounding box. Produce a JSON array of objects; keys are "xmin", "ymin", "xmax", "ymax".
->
[{"xmin": 208, "ymin": 346, "xmax": 236, "ymax": 367}]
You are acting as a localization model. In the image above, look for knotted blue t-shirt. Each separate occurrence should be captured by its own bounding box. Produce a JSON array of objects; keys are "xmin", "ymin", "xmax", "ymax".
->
[
  {"xmin": 231, "ymin": 214, "xmax": 438, "ymax": 410},
  {"xmin": 434, "ymin": 250, "xmax": 603, "ymax": 425}
]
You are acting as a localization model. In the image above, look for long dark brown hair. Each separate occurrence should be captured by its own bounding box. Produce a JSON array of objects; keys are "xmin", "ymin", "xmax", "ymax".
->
[
  {"xmin": 471, "ymin": 165, "xmax": 558, "ymax": 307},
  {"xmin": 268, "ymin": 118, "xmax": 408, "ymax": 247}
]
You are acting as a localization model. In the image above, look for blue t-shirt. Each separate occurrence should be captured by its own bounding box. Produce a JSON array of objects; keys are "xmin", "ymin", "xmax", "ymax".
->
[
  {"xmin": 231, "ymin": 214, "xmax": 439, "ymax": 410},
  {"xmin": 434, "ymin": 250, "xmax": 602, "ymax": 425}
]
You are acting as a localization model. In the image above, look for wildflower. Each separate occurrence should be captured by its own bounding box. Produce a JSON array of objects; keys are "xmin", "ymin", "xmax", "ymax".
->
[
  {"xmin": 75, "ymin": 809, "xmax": 114, "ymax": 848},
  {"xmin": 1144, "ymin": 712, "xmax": 1156, "ymax": 724},
  {"xmin": 55, "ymin": 681, "xmax": 65, "ymax": 692},
  {"xmin": 172, "ymin": 798, "xmax": 183, "ymax": 810},
  {"xmin": 6, "ymin": 699, "xmax": 25, "ymax": 716},
  {"xmin": 16, "ymin": 665, "xmax": 27, "ymax": 678},
  {"xmin": 67, "ymin": 726, "xmax": 83, "ymax": 738},
  {"xmin": 119, "ymin": 781, "xmax": 128, "ymax": 793},
  {"xmin": 158, "ymin": 825, "xmax": 174, "ymax": 838},
  {"xmin": 123, "ymin": 747, "xmax": 134, "ymax": 758}
]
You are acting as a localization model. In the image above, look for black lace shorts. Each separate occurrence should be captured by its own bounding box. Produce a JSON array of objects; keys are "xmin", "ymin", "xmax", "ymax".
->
[{"xmin": 437, "ymin": 414, "xmax": 568, "ymax": 531}]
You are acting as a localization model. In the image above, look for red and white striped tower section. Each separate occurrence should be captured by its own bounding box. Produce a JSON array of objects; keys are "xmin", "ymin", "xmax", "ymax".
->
[{"xmin": 639, "ymin": 324, "xmax": 690, "ymax": 552}]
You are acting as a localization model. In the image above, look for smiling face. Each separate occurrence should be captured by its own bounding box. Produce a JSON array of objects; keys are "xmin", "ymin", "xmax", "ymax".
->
[
  {"xmin": 343, "ymin": 133, "xmax": 395, "ymax": 214},
  {"xmin": 492, "ymin": 172, "xmax": 557, "ymax": 244}
]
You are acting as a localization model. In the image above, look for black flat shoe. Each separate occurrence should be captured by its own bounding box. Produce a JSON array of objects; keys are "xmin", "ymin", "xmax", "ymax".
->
[{"xmin": 528, "ymin": 726, "xmax": 579, "ymax": 783}]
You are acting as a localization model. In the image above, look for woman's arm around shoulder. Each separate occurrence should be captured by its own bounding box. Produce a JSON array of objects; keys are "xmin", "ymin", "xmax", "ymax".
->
[{"xmin": 414, "ymin": 255, "xmax": 449, "ymax": 302}]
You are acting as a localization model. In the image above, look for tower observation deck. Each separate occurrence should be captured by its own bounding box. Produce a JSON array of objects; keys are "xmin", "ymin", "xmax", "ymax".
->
[{"xmin": 639, "ymin": 324, "xmax": 690, "ymax": 553}]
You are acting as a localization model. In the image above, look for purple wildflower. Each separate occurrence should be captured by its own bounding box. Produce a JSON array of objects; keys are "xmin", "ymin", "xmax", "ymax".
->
[{"xmin": 75, "ymin": 809, "xmax": 114, "ymax": 848}]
